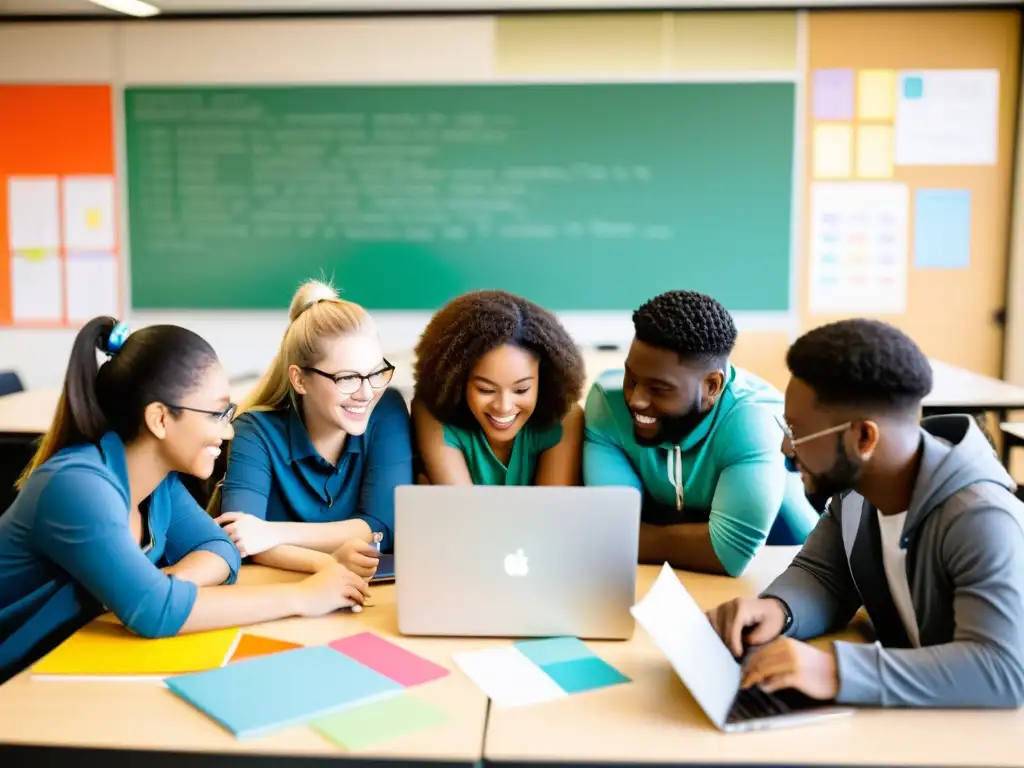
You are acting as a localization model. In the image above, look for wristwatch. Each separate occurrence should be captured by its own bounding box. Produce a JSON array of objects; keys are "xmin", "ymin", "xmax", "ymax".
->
[{"xmin": 771, "ymin": 597, "xmax": 794, "ymax": 635}]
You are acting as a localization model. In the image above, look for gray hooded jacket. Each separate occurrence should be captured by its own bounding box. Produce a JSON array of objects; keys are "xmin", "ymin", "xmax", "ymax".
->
[{"xmin": 762, "ymin": 414, "xmax": 1024, "ymax": 708}]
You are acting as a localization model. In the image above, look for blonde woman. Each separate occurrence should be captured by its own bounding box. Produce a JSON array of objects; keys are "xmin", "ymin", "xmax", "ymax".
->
[{"xmin": 213, "ymin": 280, "xmax": 412, "ymax": 579}]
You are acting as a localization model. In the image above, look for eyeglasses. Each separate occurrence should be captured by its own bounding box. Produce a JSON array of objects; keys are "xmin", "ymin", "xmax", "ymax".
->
[
  {"xmin": 303, "ymin": 360, "xmax": 396, "ymax": 394},
  {"xmin": 167, "ymin": 403, "xmax": 237, "ymax": 423},
  {"xmin": 774, "ymin": 414, "xmax": 852, "ymax": 448}
]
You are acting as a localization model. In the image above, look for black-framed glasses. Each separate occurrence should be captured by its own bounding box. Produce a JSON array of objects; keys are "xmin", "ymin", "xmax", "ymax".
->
[
  {"xmin": 167, "ymin": 403, "xmax": 237, "ymax": 423},
  {"xmin": 303, "ymin": 360, "xmax": 396, "ymax": 394}
]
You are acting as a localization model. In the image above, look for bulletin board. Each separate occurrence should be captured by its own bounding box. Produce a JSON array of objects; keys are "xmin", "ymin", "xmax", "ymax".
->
[
  {"xmin": 0, "ymin": 84, "xmax": 121, "ymax": 328},
  {"xmin": 801, "ymin": 10, "xmax": 1020, "ymax": 377}
]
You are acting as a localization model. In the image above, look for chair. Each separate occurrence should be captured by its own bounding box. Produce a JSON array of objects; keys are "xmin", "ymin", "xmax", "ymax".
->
[{"xmin": 0, "ymin": 371, "xmax": 24, "ymax": 397}]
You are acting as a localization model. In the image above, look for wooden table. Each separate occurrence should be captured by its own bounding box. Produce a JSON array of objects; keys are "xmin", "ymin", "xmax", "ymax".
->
[
  {"xmin": 485, "ymin": 550, "xmax": 1024, "ymax": 768},
  {"xmin": 0, "ymin": 566, "xmax": 489, "ymax": 767}
]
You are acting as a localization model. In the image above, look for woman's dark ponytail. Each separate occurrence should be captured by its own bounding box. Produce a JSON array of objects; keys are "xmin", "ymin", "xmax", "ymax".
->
[
  {"xmin": 16, "ymin": 316, "xmax": 117, "ymax": 490},
  {"xmin": 16, "ymin": 316, "xmax": 219, "ymax": 491}
]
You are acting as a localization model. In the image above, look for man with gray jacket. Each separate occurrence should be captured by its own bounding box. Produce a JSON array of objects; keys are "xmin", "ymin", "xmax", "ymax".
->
[{"xmin": 706, "ymin": 319, "xmax": 1024, "ymax": 708}]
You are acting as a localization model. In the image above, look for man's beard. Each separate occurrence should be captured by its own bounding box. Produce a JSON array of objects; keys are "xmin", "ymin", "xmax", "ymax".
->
[
  {"xmin": 802, "ymin": 434, "xmax": 863, "ymax": 500},
  {"xmin": 634, "ymin": 402, "xmax": 707, "ymax": 447}
]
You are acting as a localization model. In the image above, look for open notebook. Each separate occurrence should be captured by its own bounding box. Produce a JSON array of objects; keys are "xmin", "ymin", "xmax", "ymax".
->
[{"xmin": 32, "ymin": 620, "xmax": 241, "ymax": 681}]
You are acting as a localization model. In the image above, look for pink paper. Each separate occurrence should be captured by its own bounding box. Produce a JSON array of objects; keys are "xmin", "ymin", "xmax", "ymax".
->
[{"xmin": 328, "ymin": 632, "xmax": 449, "ymax": 687}]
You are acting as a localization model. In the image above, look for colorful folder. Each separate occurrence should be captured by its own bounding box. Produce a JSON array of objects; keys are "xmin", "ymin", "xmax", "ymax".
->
[
  {"xmin": 164, "ymin": 645, "xmax": 403, "ymax": 739},
  {"xmin": 31, "ymin": 621, "xmax": 241, "ymax": 680}
]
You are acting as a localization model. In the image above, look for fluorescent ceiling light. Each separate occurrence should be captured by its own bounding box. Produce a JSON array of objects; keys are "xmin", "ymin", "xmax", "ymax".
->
[{"xmin": 88, "ymin": 0, "xmax": 161, "ymax": 16}]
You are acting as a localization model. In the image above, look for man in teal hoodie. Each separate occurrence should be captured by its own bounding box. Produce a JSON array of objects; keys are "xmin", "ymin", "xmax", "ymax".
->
[
  {"xmin": 583, "ymin": 290, "xmax": 818, "ymax": 576},
  {"xmin": 708, "ymin": 319, "xmax": 1024, "ymax": 708}
]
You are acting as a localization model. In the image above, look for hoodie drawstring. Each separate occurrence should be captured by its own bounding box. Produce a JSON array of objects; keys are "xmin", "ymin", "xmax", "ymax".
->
[{"xmin": 667, "ymin": 445, "xmax": 683, "ymax": 511}]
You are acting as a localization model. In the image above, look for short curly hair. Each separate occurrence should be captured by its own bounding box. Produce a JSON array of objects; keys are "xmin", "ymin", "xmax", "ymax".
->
[
  {"xmin": 413, "ymin": 290, "xmax": 586, "ymax": 430},
  {"xmin": 632, "ymin": 290, "xmax": 738, "ymax": 368},
  {"xmin": 787, "ymin": 319, "xmax": 933, "ymax": 411}
]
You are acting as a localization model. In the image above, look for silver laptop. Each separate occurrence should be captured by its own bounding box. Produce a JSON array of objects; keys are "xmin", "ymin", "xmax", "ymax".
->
[
  {"xmin": 631, "ymin": 563, "xmax": 855, "ymax": 732},
  {"xmin": 395, "ymin": 485, "xmax": 640, "ymax": 640}
]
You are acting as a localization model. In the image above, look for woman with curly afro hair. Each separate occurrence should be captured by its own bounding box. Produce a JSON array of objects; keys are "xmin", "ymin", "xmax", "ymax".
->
[{"xmin": 412, "ymin": 290, "xmax": 586, "ymax": 486}]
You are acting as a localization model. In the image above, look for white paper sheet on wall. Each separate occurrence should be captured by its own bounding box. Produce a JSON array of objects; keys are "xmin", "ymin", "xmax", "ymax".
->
[
  {"xmin": 66, "ymin": 252, "xmax": 119, "ymax": 322},
  {"xmin": 7, "ymin": 177, "xmax": 60, "ymax": 250},
  {"xmin": 11, "ymin": 250, "xmax": 63, "ymax": 323},
  {"xmin": 894, "ymin": 70, "xmax": 999, "ymax": 166},
  {"xmin": 62, "ymin": 176, "xmax": 116, "ymax": 251},
  {"xmin": 809, "ymin": 182, "xmax": 909, "ymax": 315}
]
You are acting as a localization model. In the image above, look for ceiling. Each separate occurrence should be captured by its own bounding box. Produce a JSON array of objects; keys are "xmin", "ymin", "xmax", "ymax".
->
[{"xmin": 0, "ymin": 0, "xmax": 1015, "ymax": 17}]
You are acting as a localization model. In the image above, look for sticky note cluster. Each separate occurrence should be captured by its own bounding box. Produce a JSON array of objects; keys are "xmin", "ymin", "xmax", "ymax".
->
[
  {"xmin": 164, "ymin": 631, "xmax": 450, "ymax": 747},
  {"xmin": 453, "ymin": 636, "xmax": 629, "ymax": 707},
  {"xmin": 811, "ymin": 68, "xmax": 895, "ymax": 181}
]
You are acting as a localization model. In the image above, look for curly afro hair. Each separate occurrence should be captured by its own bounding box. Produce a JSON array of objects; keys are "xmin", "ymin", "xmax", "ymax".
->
[
  {"xmin": 787, "ymin": 319, "xmax": 933, "ymax": 411},
  {"xmin": 632, "ymin": 290, "xmax": 738, "ymax": 368},
  {"xmin": 413, "ymin": 290, "xmax": 585, "ymax": 431}
]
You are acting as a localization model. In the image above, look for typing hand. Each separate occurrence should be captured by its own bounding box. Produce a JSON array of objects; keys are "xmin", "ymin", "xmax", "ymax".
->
[
  {"xmin": 215, "ymin": 512, "xmax": 279, "ymax": 558},
  {"xmin": 332, "ymin": 538, "xmax": 381, "ymax": 581},
  {"xmin": 705, "ymin": 597, "xmax": 789, "ymax": 657},
  {"xmin": 740, "ymin": 637, "xmax": 839, "ymax": 700}
]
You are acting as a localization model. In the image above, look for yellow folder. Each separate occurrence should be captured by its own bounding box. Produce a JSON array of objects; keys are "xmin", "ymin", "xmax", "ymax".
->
[{"xmin": 32, "ymin": 619, "xmax": 241, "ymax": 680}]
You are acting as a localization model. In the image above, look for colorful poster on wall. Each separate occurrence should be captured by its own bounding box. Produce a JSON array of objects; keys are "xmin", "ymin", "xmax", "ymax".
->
[
  {"xmin": 809, "ymin": 181, "xmax": 909, "ymax": 314},
  {"xmin": 0, "ymin": 84, "xmax": 120, "ymax": 327},
  {"xmin": 894, "ymin": 70, "xmax": 999, "ymax": 165}
]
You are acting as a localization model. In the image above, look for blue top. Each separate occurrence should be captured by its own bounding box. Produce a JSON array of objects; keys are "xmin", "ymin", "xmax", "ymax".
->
[
  {"xmin": 220, "ymin": 388, "xmax": 413, "ymax": 551},
  {"xmin": 584, "ymin": 366, "xmax": 818, "ymax": 576},
  {"xmin": 0, "ymin": 432, "xmax": 241, "ymax": 680}
]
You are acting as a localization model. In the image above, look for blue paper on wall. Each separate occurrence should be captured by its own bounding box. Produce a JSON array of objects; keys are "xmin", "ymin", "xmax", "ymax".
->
[
  {"xmin": 165, "ymin": 645, "xmax": 402, "ymax": 739},
  {"xmin": 913, "ymin": 189, "xmax": 971, "ymax": 269}
]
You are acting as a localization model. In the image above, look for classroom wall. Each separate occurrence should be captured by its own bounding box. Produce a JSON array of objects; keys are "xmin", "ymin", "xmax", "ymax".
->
[
  {"xmin": 0, "ymin": 14, "xmax": 797, "ymax": 389},
  {"xmin": 0, "ymin": 10, "xmax": 1020, "ymax": 392}
]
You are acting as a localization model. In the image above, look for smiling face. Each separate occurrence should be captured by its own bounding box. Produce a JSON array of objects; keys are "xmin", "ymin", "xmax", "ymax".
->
[
  {"xmin": 623, "ymin": 339, "xmax": 724, "ymax": 447},
  {"xmin": 291, "ymin": 332, "xmax": 390, "ymax": 436},
  {"xmin": 466, "ymin": 344, "xmax": 540, "ymax": 447},
  {"xmin": 152, "ymin": 361, "xmax": 235, "ymax": 480}
]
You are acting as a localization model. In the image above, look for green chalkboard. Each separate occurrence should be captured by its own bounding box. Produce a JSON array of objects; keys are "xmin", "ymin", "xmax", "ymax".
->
[{"xmin": 125, "ymin": 83, "xmax": 794, "ymax": 311}]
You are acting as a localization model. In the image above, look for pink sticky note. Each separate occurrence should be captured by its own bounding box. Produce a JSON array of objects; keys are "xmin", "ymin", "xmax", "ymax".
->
[{"xmin": 328, "ymin": 632, "xmax": 449, "ymax": 687}]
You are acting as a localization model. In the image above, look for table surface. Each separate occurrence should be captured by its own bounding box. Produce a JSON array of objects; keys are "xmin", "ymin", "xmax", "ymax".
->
[
  {"xmin": 1, "ymin": 549, "xmax": 1021, "ymax": 766},
  {"xmin": 4, "ymin": 353, "xmax": 1023, "ymax": 436},
  {"xmin": 1000, "ymin": 421, "xmax": 1024, "ymax": 442},
  {"xmin": 485, "ymin": 552, "xmax": 1024, "ymax": 768},
  {"xmin": 0, "ymin": 565, "xmax": 489, "ymax": 761}
]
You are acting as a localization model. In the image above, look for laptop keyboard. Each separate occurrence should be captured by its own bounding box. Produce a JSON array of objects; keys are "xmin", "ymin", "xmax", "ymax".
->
[{"xmin": 726, "ymin": 686, "xmax": 820, "ymax": 723}]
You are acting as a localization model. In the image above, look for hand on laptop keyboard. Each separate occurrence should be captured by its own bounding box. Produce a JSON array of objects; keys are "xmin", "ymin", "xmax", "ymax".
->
[{"xmin": 740, "ymin": 637, "xmax": 839, "ymax": 701}]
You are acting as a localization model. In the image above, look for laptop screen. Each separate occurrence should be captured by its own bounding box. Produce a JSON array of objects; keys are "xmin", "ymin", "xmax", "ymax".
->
[{"xmin": 630, "ymin": 563, "xmax": 742, "ymax": 728}]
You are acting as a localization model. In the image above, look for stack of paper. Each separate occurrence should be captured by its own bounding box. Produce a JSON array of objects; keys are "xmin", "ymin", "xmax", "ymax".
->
[
  {"xmin": 31, "ymin": 622, "xmax": 241, "ymax": 681},
  {"xmin": 453, "ymin": 636, "xmax": 630, "ymax": 707}
]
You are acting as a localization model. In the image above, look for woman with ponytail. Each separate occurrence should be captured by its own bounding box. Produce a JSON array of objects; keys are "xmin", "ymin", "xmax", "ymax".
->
[
  {"xmin": 0, "ymin": 318, "xmax": 370, "ymax": 682},
  {"xmin": 213, "ymin": 280, "xmax": 412, "ymax": 580}
]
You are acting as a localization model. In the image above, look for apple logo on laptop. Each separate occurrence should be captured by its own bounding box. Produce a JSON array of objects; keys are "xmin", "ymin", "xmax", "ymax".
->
[{"xmin": 504, "ymin": 548, "xmax": 529, "ymax": 577}]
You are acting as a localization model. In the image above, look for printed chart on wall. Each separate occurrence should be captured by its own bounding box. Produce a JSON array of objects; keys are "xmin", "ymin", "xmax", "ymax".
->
[
  {"xmin": 0, "ymin": 85, "xmax": 121, "ymax": 327},
  {"xmin": 809, "ymin": 66, "xmax": 998, "ymax": 313}
]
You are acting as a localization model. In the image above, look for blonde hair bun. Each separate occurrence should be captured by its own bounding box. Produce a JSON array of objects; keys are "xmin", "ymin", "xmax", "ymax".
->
[{"xmin": 288, "ymin": 279, "xmax": 339, "ymax": 322}]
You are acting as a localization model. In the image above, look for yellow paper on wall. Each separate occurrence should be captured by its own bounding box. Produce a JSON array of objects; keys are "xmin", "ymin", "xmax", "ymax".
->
[
  {"xmin": 856, "ymin": 125, "xmax": 894, "ymax": 178},
  {"xmin": 857, "ymin": 70, "xmax": 895, "ymax": 120},
  {"xmin": 812, "ymin": 123, "xmax": 853, "ymax": 179},
  {"xmin": 32, "ymin": 620, "xmax": 242, "ymax": 680}
]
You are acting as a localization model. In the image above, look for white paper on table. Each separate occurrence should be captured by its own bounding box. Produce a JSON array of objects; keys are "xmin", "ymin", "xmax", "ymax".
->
[
  {"xmin": 11, "ymin": 251, "xmax": 63, "ymax": 323},
  {"xmin": 8, "ymin": 177, "xmax": 60, "ymax": 250},
  {"xmin": 452, "ymin": 646, "xmax": 567, "ymax": 708},
  {"xmin": 809, "ymin": 182, "xmax": 908, "ymax": 315},
  {"xmin": 895, "ymin": 70, "xmax": 999, "ymax": 166},
  {"xmin": 62, "ymin": 176, "xmax": 116, "ymax": 251},
  {"xmin": 66, "ymin": 252, "xmax": 119, "ymax": 321}
]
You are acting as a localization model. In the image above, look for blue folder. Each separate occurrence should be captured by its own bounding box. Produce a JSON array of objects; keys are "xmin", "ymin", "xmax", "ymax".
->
[{"xmin": 165, "ymin": 644, "xmax": 402, "ymax": 739}]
